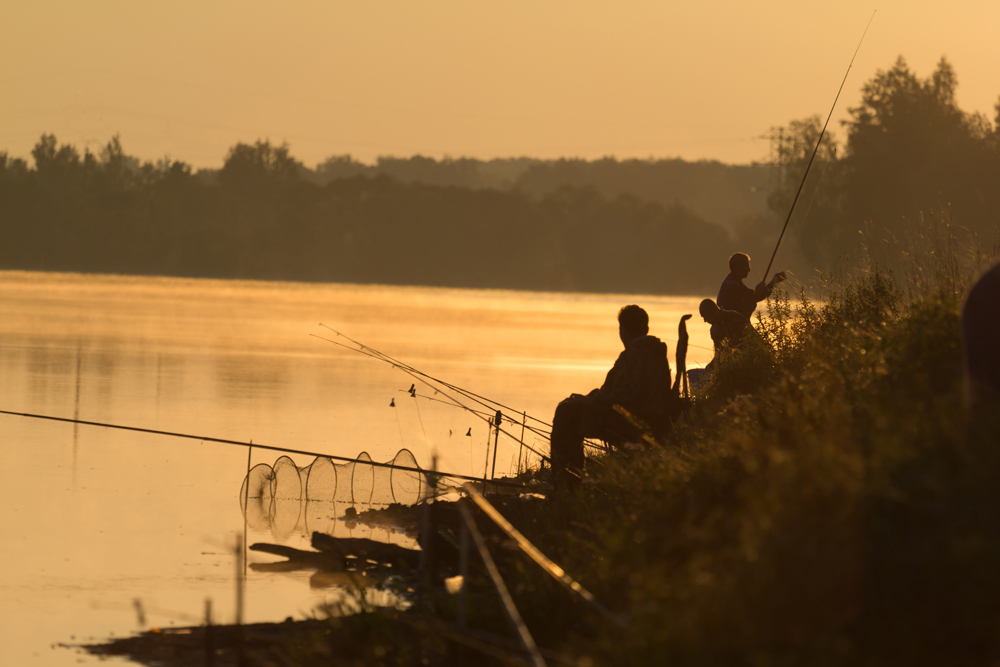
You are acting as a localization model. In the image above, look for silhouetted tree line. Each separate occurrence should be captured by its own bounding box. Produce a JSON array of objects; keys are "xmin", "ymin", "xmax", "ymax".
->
[
  {"xmin": 302, "ymin": 154, "xmax": 772, "ymax": 234},
  {"xmin": 0, "ymin": 137, "xmax": 732, "ymax": 294},
  {"xmin": 769, "ymin": 56, "xmax": 1000, "ymax": 269},
  {"xmin": 3, "ymin": 55, "xmax": 995, "ymax": 292}
]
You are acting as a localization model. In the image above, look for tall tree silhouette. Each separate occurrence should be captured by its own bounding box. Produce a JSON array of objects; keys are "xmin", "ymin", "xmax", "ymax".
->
[{"xmin": 769, "ymin": 56, "xmax": 1000, "ymax": 268}]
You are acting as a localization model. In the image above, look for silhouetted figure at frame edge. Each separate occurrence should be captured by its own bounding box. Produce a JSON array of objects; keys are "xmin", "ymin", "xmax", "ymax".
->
[
  {"xmin": 699, "ymin": 299, "xmax": 750, "ymax": 371},
  {"xmin": 550, "ymin": 305, "xmax": 671, "ymax": 488},
  {"xmin": 718, "ymin": 252, "xmax": 786, "ymax": 319},
  {"xmin": 962, "ymin": 260, "xmax": 1000, "ymax": 404}
]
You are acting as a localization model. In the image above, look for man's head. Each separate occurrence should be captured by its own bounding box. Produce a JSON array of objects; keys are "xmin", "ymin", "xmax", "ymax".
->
[
  {"xmin": 729, "ymin": 252, "xmax": 751, "ymax": 280},
  {"xmin": 699, "ymin": 298, "xmax": 720, "ymax": 325},
  {"xmin": 617, "ymin": 304, "xmax": 649, "ymax": 346}
]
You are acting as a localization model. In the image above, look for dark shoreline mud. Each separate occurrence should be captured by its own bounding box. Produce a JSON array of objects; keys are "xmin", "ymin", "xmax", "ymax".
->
[
  {"xmin": 84, "ymin": 615, "xmax": 447, "ymax": 667},
  {"xmin": 86, "ymin": 493, "xmax": 563, "ymax": 667}
]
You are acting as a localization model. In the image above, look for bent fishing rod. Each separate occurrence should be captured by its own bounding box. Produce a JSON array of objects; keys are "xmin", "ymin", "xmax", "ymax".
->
[
  {"xmin": 0, "ymin": 409, "xmax": 532, "ymax": 490},
  {"xmin": 762, "ymin": 10, "xmax": 876, "ymax": 282}
]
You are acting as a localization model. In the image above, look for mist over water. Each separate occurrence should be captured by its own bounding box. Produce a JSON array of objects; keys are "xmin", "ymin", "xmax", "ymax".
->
[{"xmin": 0, "ymin": 270, "xmax": 711, "ymax": 666}]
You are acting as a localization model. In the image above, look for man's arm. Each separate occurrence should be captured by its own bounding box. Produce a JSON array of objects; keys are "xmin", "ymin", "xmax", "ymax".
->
[{"xmin": 753, "ymin": 271, "xmax": 787, "ymax": 302}]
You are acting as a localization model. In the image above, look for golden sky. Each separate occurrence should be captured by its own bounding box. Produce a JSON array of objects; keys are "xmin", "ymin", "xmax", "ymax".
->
[{"xmin": 1, "ymin": 1, "xmax": 997, "ymax": 168}]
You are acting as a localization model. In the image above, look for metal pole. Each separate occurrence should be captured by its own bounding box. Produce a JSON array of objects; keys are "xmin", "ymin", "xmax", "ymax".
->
[
  {"xmin": 482, "ymin": 417, "xmax": 492, "ymax": 483},
  {"xmin": 235, "ymin": 535, "xmax": 244, "ymax": 625},
  {"xmin": 234, "ymin": 534, "xmax": 245, "ymax": 667},
  {"xmin": 204, "ymin": 598, "xmax": 214, "ymax": 667},
  {"xmin": 244, "ymin": 443, "xmax": 251, "ymax": 577},
  {"xmin": 516, "ymin": 412, "xmax": 526, "ymax": 475},
  {"xmin": 490, "ymin": 410, "xmax": 502, "ymax": 481}
]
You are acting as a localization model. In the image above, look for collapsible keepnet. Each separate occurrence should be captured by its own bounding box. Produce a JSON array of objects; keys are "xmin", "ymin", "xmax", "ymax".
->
[
  {"xmin": 239, "ymin": 448, "xmax": 432, "ymax": 539},
  {"xmin": 241, "ymin": 448, "xmax": 428, "ymax": 506}
]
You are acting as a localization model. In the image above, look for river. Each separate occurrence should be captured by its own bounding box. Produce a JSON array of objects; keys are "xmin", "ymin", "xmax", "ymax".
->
[{"xmin": 0, "ymin": 270, "xmax": 713, "ymax": 665}]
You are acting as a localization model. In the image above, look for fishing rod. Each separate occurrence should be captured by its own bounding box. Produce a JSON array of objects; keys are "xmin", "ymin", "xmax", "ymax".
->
[
  {"xmin": 331, "ymin": 333, "xmax": 608, "ymax": 457},
  {"xmin": 318, "ymin": 324, "xmax": 553, "ymax": 428},
  {"xmin": 320, "ymin": 324, "xmax": 713, "ymax": 429},
  {"xmin": 762, "ymin": 10, "xmax": 876, "ymax": 282},
  {"xmin": 313, "ymin": 333, "xmax": 556, "ymax": 463},
  {"xmin": 405, "ymin": 389, "xmax": 553, "ymax": 439},
  {"xmin": 406, "ymin": 390, "xmax": 606, "ymax": 459},
  {"xmin": 317, "ymin": 327, "xmax": 685, "ymax": 455},
  {"xmin": 0, "ymin": 409, "xmax": 533, "ymax": 490}
]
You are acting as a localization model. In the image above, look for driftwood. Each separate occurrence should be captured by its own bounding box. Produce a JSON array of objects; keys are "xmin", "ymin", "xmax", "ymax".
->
[
  {"xmin": 249, "ymin": 500, "xmax": 522, "ymax": 581},
  {"xmin": 249, "ymin": 531, "xmax": 424, "ymax": 574},
  {"xmin": 249, "ymin": 543, "xmax": 336, "ymax": 570},
  {"xmin": 312, "ymin": 532, "xmax": 421, "ymax": 569}
]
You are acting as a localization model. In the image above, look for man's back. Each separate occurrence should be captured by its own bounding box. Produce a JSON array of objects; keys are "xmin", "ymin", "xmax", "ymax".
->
[
  {"xmin": 718, "ymin": 273, "xmax": 758, "ymax": 319},
  {"xmin": 597, "ymin": 335, "xmax": 671, "ymax": 424},
  {"xmin": 710, "ymin": 308, "xmax": 749, "ymax": 351}
]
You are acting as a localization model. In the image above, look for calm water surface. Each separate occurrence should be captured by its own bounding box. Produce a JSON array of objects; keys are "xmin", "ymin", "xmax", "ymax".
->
[{"xmin": 0, "ymin": 270, "xmax": 713, "ymax": 665}]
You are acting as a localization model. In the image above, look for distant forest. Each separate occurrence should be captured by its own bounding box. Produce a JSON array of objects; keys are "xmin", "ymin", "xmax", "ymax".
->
[
  {"xmin": 1, "ymin": 56, "xmax": 997, "ymax": 295},
  {"xmin": 304, "ymin": 155, "xmax": 771, "ymax": 236}
]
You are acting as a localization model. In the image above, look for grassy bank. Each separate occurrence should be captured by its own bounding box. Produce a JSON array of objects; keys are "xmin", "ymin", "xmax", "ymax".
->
[{"xmin": 93, "ymin": 231, "xmax": 1000, "ymax": 666}]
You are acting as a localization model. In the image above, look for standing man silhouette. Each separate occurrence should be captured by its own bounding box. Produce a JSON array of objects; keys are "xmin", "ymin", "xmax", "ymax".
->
[{"xmin": 718, "ymin": 253, "xmax": 786, "ymax": 319}]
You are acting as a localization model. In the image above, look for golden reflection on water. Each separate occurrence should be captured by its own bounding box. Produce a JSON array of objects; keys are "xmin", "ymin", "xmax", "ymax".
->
[{"xmin": 0, "ymin": 270, "xmax": 712, "ymax": 665}]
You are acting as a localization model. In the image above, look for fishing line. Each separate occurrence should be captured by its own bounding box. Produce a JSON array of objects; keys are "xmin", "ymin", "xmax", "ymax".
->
[
  {"xmin": 786, "ymin": 146, "xmax": 834, "ymax": 258},
  {"xmin": 762, "ymin": 10, "xmax": 876, "ymax": 282},
  {"xmin": 393, "ymin": 400, "xmax": 407, "ymax": 451},
  {"xmin": 313, "ymin": 333, "xmax": 555, "ymax": 461},
  {"xmin": 316, "ymin": 333, "xmax": 523, "ymax": 423},
  {"xmin": 319, "ymin": 324, "xmax": 554, "ymax": 428},
  {"xmin": 317, "ymin": 332, "xmax": 650, "ymax": 457},
  {"xmin": 410, "ymin": 389, "xmax": 431, "ymax": 460},
  {"xmin": 0, "ymin": 409, "xmax": 533, "ymax": 489},
  {"xmin": 410, "ymin": 391, "xmax": 553, "ymax": 440}
]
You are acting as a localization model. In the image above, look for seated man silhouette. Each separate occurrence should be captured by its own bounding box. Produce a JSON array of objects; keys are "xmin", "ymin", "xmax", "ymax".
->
[
  {"xmin": 719, "ymin": 252, "xmax": 786, "ymax": 319},
  {"xmin": 699, "ymin": 298, "xmax": 750, "ymax": 370},
  {"xmin": 549, "ymin": 305, "xmax": 671, "ymax": 488}
]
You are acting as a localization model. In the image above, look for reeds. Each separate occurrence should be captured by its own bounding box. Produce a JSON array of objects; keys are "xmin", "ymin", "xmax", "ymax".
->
[{"xmin": 276, "ymin": 217, "xmax": 1000, "ymax": 666}]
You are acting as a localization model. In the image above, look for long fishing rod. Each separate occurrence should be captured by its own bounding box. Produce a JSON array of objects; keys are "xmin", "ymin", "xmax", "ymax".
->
[
  {"xmin": 408, "ymin": 391, "xmax": 611, "ymax": 458},
  {"xmin": 316, "ymin": 329, "xmax": 655, "ymax": 455},
  {"xmin": 762, "ymin": 10, "xmax": 876, "ymax": 282},
  {"xmin": 313, "ymin": 333, "xmax": 556, "ymax": 462},
  {"xmin": 317, "ymin": 334, "xmax": 482, "ymax": 418},
  {"xmin": 407, "ymin": 390, "xmax": 553, "ymax": 439},
  {"xmin": 318, "ymin": 328, "xmax": 519, "ymax": 420},
  {"xmin": 319, "ymin": 324, "xmax": 553, "ymax": 428},
  {"xmin": 0, "ymin": 409, "xmax": 532, "ymax": 490}
]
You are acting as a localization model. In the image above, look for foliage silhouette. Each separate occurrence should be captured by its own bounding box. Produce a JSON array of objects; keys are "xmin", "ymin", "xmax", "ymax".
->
[
  {"xmin": 770, "ymin": 56, "xmax": 1000, "ymax": 270},
  {"xmin": 0, "ymin": 136, "xmax": 734, "ymax": 294}
]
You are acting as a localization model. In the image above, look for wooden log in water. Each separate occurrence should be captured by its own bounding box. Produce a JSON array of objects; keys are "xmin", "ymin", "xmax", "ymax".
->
[
  {"xmin": 248, "ymin": 543, "xmax": 340, "ymax": 570},
  {"xmin": 312, "ymin": 532, "xmax": 421, "ymax": 569},
  {"xmin": 248, "ymin": 533, "xmax": 426, "ymax": 574}
]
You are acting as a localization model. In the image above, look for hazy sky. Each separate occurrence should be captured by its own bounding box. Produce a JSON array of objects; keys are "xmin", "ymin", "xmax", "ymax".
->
[{"xmin": 2, "ymin": 1, "xmax": 997, "ymax": 169}]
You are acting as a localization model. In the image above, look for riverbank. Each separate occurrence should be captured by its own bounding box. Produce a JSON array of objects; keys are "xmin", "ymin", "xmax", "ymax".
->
[{"xmin": 89, "ymin": 242, "xmax": 1000, "ymax": 666}]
